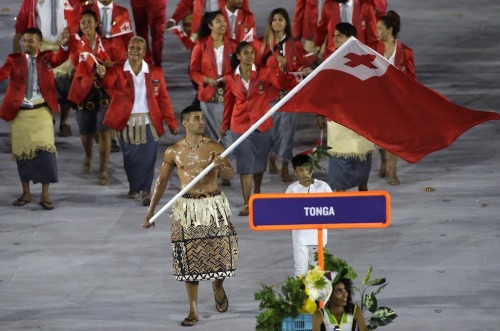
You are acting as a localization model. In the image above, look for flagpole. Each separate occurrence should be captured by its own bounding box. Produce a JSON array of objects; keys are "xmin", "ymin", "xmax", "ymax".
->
[{"xmin": 148, "ymin": 41, "xmax": 351, "ymax": 224}]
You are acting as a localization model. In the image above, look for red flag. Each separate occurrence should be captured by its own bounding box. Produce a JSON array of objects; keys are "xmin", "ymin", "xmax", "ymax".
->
[
  {"xmin": 171, "ymin": 25, "xmax": 195, "ymax": 50},
  {"xmin": 279, "ymin": 38, "xmax": 500, "ymax": 163}
]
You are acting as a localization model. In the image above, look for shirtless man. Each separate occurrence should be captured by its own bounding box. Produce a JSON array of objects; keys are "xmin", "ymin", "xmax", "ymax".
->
[{"xmin": 143, "ymin": 105, "xmax": 238, "ymax": 327}]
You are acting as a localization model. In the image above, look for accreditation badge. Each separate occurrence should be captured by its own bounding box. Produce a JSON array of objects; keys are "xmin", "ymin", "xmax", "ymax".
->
[{"xmin": 152, "ymin": 79, "xmax": 160, "ymax": 97}]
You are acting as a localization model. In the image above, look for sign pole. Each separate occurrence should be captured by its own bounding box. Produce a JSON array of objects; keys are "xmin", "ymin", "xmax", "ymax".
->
[{"xmin": 317, "ymin": 229, "xmax": 324, "ymax": 271}]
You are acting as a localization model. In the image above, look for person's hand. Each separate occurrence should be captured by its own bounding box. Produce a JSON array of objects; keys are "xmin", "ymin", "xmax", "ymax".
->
[
  {"xmin": 143, "ymin": 210, "xmax": 156, "ymax": 229},
  {"xmin": 165, "ymin": 20, "xmax": 175, "ymax": 31},
  {"xmin": 210, "ymin": 152, "xmax": 227, "ymax": 170},
  {"xmin": 60, "ymin": 27, "xmax": 70, "ymax": 46},
  {"xmin": 316, "ymin": 115, "xmax": 325, "ymax": 131},
  {"xmin": 170, "ymin": 127, "xmax": 180, "ymax": 135},
  {"xmin": 301, "ymin": 67, "xmax": 313, "ymax": 76},
  {"xmin": 312, "ymin": 46, "xmax": 320, "ymax": 55},
  {"xmin": 277, "ymin": 55, "xmax": 287, "ymax": 71},
  {"xmin": 219, "ymin": 129, "xmax": 227, "ymax": 140},
  {"xmin": 204, "ymin": 76, "xmax": 218, "ymax": 87},
  {"xmin": 102, "ymin": 60, "xmax": 115, "ymax": 68},
  {"xmin": 95, "ymin": 64, "xmax": 106, "ymax": 79}
]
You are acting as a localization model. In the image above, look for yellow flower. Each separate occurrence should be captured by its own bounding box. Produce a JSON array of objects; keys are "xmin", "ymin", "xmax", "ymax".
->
[
  {"xmin": 299, "ymin": 298, "xmax": 318, "ymax": 314},
  {"xmin": 305, "ymin": 266, "xmax": 327, "ymax": 290}
]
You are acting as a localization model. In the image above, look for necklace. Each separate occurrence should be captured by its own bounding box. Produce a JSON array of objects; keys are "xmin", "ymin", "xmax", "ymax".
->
[{"xmin": 184, "ymin": 138, "xmax": 204, "ymax": 150}]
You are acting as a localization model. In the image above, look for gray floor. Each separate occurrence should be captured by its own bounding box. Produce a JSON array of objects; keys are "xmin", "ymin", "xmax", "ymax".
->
[{"xmin": 1, "ymin": 0, "xmax": 499, "ymax": 330}]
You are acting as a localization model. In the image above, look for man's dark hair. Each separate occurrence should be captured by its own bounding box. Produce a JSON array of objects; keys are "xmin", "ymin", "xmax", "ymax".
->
[
  {"xmin": 181, "ymin": 105, "xmax": 202, "ymax": 123},
  {"xmin": 335, "ymin": 22, "xmax": 357, "ymax": 38},
  {"xmin": 291, "ymin": 154, "xmax": 312, "ymax": 169},
  {"xmin": 24, "ymin": 28, "xmax": 43, "ymax": 41}
]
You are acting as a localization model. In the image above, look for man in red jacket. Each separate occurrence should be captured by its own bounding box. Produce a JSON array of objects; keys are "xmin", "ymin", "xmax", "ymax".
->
[
  {"xmin": 293, "ymin": 0, "xmax": 324, "ymax": 52},
  {"xmin": 130, "ymin": 0, "xmax": 167, "ymax": 66},
  {"xmin": 99, "ymin": 36, "xmax": 179, "ymax": 206},
  {"xmin": 13, "ymin": 0, "xmax": 82, "ymax": 138},
  {"xmin": 222, "ymin": 0, "xmax": 256, "ymax": 42},
  {"xmin": 313, "ymin": 0, "xmax": 378, "ymax": 60},
  {"xmin": 1, "ymin": 28, "xmax": 70, "ymax": 210}
]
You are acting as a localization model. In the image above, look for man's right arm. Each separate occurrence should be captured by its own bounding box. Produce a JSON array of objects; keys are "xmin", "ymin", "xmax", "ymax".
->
[
  {"xmin": 165, "ymin": 0, "xmax": 193, "ymax": 30},
  {"xmin": 13, "ymin": 0, "xmax": 32, "ymax": 52},
  {"xmin": 0, "ymin": 55, "xmax": 14, "ymax": 81}
]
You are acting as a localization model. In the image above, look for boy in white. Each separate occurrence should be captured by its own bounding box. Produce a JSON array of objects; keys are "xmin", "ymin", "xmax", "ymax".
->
[{"xmin": 286, "ymin": 154, "xmax": 332, "ymax": 277}]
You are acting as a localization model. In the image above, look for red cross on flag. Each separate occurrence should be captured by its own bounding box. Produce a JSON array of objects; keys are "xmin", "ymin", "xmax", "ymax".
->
[{"xmin": 278, "ymin": 37, "xmax": 500, "ymax": 163}]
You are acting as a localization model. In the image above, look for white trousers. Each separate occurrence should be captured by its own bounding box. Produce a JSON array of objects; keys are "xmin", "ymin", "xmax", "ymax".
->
[{"xmin": 293, "ymin": 245, "xmax": 318, "ymax": 277}]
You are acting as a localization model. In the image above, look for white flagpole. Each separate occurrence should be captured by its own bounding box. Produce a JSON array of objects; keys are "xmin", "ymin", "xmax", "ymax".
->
[{"xmin": 148, "ymin": 40, "xmax": 354, "ymax": 224}]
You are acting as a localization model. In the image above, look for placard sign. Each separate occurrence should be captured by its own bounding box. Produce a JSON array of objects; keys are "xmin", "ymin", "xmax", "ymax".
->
[{"xmin": 249, "ymin": 191, "xmax": 390, "ymax": 231}]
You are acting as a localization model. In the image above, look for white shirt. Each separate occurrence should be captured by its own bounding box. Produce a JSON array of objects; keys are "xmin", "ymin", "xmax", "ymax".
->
[
  {"xmin": 286, "ymin": 179, "xmax": 332, "ymax": 246},
  {"xmin": 235, "ymin": 64, "xmax": 257, "ymax": 90},
  {"xmin": 35, "ymin": 0, "xmax": 68, "ymax": 43},
  {"xmin": 214, "ymin": 45, "xmax": 224, "ymax": 76},
  {"xmin": 123, "ymin": 60, "xmax": 150, "ymax": 124},
  {"xmin": 317, "ymin": 0, "xmax": 325, "ymax": 23},
  {"xmin": 205, "ymin": 0, "xmax": 219, "ymax": 11},
  {"xmin": 97, "ymin": 1, "xmax": 113, "ymax": 37},
  {"xmin": 339, "ymin": 0, "xmax": 354, "ymax": 24}
]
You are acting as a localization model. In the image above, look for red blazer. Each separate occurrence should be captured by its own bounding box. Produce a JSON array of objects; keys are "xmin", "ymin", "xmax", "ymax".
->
[
  {"xmin": 0, "ymin": 48, "xmax": 69, "ymax": 121},
  {"xmin": 85, "ymin": 2, "xmax": 134, "ymax": 64},
  {"xmin": 222, "ymin": 67, "xmax": 297, "ymax": 134},
  {"xmin": 15, "ymin": 0, "xmax": 82, "ymax": 35},
  {"xmin": 293, "ymin": 0, "xmax": 320, "ymax": 40},
  {"xmin": 377, "ymin": 40, "xmax": 416, "ymax": 80},
  {"xmin": 131, "ymin": 0, "xmax": 167, "ymax": 7},
  {"xmin": 171, "ymin": 0, "xmax": 250, "ymax": 34},
  {"xmin": 315, "ymin": 0, "xmax": 377, "ymax": 59},
  {"xmin": 67, "ymin": 33, "xmax": 110, "ymax": 104},
  {"xmin": 189, "ymin": 36, "xmax": 236, "ymax": 102},
  {"xmin": 222, "ymin": 8, "xmax": 256, "ymax": 42},
  {"xmin": 101, "ymin": 64, "xmax": 178, "ymax": 136}
]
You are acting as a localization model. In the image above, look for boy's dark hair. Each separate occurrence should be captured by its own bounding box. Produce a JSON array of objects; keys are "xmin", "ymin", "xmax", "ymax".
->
[
  {"xmin": 291, "ymin": 154, "xmax": 312, "ymax": 169},
  {"xmin": 24, "ymin": 28, "xmax": 43, "ymax": 41},
  {"xmin": 335, "ymin": 22, "xmax": 357, "ymax": 38},
  {"xmin": 181, "ymin": 105, "xmax": 202, "ymax": 122}
]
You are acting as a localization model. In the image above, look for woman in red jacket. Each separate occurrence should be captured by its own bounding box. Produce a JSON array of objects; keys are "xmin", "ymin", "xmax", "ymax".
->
[
  {"xmin": 222, "ymin": 41, "xmax": 297, "ymax": 216},
  {"xmin": 258, "ymin": 8, "xmax": 311, "ymax": 182},
  {"xmin": 190, "ymin": 11, "xmax": 237, "ymax": 186},
  {"xmin": 376, "ymin": 10, "xmax": 416, "ymax": 186},
  {"xmin": 67, "ymin": 9, "xmax": 112, "ymax": 186}
]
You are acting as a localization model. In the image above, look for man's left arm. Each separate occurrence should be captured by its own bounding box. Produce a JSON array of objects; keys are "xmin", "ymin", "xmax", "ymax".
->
[{"xmin": 49, "ymin": 28, "xmax": 71, "ymax": 66}]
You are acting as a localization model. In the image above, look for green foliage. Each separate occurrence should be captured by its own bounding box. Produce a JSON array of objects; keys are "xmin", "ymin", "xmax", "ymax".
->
[
  {"xmin": 319, "ymin": 249, "xmax": 358, "ymax": 280},
  {"xmin": 254, "ymin": 277, "xmax": 308, "ymax": 331},
  {"xmin": 358, "ymin": 267, "xmax": 397, "ymax": 329},
  {"xmin": 308, "ymin": 145, "xmax": 332, "ymax": 173},
  {"xmin": 255, "ymin": 250, "xmax": 397, "ymax": 330}
]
